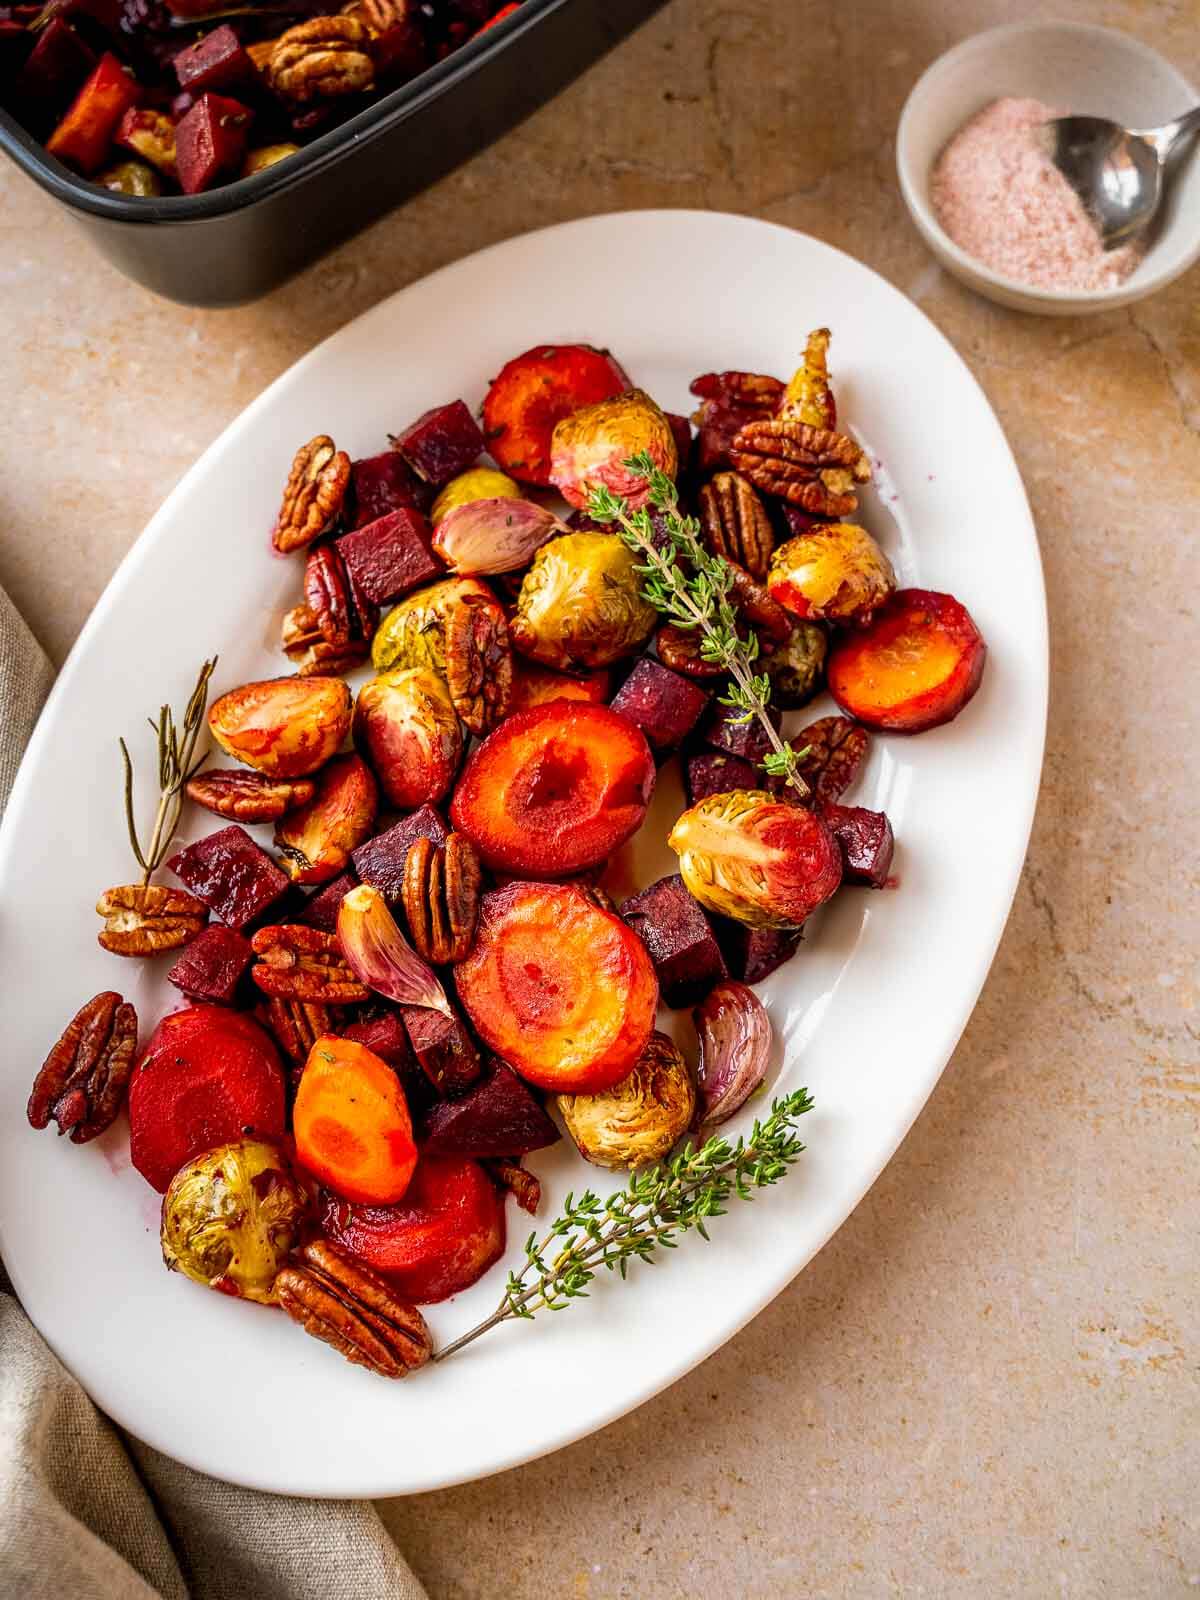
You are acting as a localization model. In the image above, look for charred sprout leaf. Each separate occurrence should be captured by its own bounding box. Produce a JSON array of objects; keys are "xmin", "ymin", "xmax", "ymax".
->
[
  {"xmin": 120, "ymin": 657, "xmax": 217, "ymax": 884},
  {"xmin": 587, "ymin": 460, "xmax": 808, "ymax": 800},
  {"xmin": 434, "ymin": 1089, "xmax": 813, "ymax": 1360}
]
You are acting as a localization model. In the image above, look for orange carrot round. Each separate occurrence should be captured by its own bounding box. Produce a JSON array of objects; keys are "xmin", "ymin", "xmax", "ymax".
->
[{"xmin": 293, "ymin": 1036, "xmax": 417, "ymax": 1205}]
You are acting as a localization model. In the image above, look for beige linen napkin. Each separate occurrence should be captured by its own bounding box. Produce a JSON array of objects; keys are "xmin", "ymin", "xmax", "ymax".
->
[{"xmin": 0, "ymin": 583, "xmax": 428, "ymax": 1600}]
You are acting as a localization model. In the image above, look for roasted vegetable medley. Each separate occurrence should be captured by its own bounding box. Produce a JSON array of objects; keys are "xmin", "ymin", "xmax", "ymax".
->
[
  {"xmin": 0, "ymin": 0, "xmax": 523, "ymax": 196},
  {"xmin": 28, "ymin": 330, "xmax": 987, "ymax": 1378}
]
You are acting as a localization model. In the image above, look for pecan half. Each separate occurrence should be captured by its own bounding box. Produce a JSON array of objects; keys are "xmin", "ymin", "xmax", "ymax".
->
[
  {"xmin": 256, "ymin": 996, "xmax": 339, "ymax": 1066},
  {"xmin": 281, "ymin": 603, "xmax": 369, "ymax": 677},
  {"xmin": 342, "ymin": 0, "xmax": 411, "ymax": 29},
  {"xmin": 250, "ymin": 924, "xmax": 370, "ymax": 1003},
  {"xmin": 28, "ymin": 991, "xmax": 137, "ymax": 1143},
  {"xmin": 483, "ymin": 1158, "xmax": 542, "ymax": 1215},
  {"xmin": 267, "ymin": 17, "xmax": 374, "ymax": 105},
  {"xmin": 698, "ymin": 472, "xmax": 774, "ymax": 580},
  {"xmin": 274, "ymin": 435, "xmax": 351, "ymax": 554},
  {"xmin": 655, "ymin": 624, "xmax": 725, "ymax": 679},
  {"xmin": 794, "ymin": 715, "xmax": 869, "ymax": 803},
  {"xmin": 304, "ymin": 543, "xmax": 378, "ymax": 653},
  {"xmin": 726, "ymin": 561, "xmax": 793, "ymax": 644},
  {"xmin": 729, "ymin": 418, "xmax": 871, "ymax": 517},
  {"xmin": 187, "ymin": 768, "xmax": 316, "ymax": 823},
  {"xmin": 275, "ymin": 1238, "xmax": 432, "ymax": 1378},
  {"xmin": 96, "ymin": 885, "xmax": 208, "ymax": 956},
  {"xmin": 443, "ymin": 594, "xmax": 513, "ymax": 736},
  {"xmin": 401, "ymin": 833, "xmax": 481, "ymax": 965}
]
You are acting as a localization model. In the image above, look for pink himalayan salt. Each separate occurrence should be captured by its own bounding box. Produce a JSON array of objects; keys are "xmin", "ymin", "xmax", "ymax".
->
[{"xmin": 931, "ymin": 96, "xmax": 1142, "ymax": 292}]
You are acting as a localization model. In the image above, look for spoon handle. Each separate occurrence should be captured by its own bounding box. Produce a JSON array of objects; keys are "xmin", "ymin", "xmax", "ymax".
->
[{"xmin": 1133, "ymin": 105, "xmax": 1200, "ymax": 163}]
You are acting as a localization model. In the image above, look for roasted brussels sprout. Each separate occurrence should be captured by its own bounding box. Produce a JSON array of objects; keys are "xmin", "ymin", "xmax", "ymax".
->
[
  {"xmin": 766, "ymin": 621, "xmax": 828, "ymax": 709},
  {"xmin": 160, "ymin": 1138, "xmax": 308, "ymax": 1304},
  {"xmin": 353, "ymin": 667, "xmax": 463, "ymax": 810},
  {"xmin": 549, "ymin": 388, "xmax": 678, "ymax": 510},
  {"xmin": 97, "ymin": 160, "xmax": 162, "ymax": 196},
  {"xmin": 767, "ymin": 524, "xmax": 896, "ymax": 626},
  {"xmin": 778, "ymin": 327, "xmax": 837, "ymax": 429},
  {"xmin": 667, "ymin": 789, "xmax": 843, "ymax": 929},
  {"xmin": 430, "ymin": 466, "xmax": 521, "ymax": 526},
  {"xmin": 557, "ymin": 1031, "xmax": 695, "ymax": 1168},
  {"xmin": 510, "ymin": 532, "xmax": 656, "ymax": 671},
  {"xmin": 371, "ymin": 577, "xmax": 498, "ymax": 676}
]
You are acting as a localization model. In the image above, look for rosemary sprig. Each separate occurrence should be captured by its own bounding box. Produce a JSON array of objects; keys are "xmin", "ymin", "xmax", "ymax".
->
[
  {"xmin": 120, "ymin": 658, "xmax": 217, "ymax": 884},
  {"xmin": 434, "ymin": 1089, "xmax": 813, "ymax": 1361},
  {"xmin": 587, "ymin": 456, "xmax": 808, "ymax": 799}
]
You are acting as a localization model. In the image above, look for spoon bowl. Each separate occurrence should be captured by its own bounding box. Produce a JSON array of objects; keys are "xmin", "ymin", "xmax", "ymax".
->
[{"xmin": 1039, "ymin": 107, "xmax": 1200, "ymax": 249}]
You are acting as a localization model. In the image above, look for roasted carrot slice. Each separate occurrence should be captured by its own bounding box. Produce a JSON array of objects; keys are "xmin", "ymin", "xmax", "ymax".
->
[
  {"xmin": 827, "ymin": 588, "xmax": 986, "ymax": 733},
  {"xmin": 294, "ymin": 1036, "xmax": 417, "ymax": 1205},
  {"xmin": 482, "ymin": 344, "xmax": 629, "ymax": 485}
]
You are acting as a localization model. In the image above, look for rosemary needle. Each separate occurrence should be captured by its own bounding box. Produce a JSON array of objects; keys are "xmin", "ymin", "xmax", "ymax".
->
[{"xmin": 119, "ymin": 657, "xmax": 217, "ymax": 884}]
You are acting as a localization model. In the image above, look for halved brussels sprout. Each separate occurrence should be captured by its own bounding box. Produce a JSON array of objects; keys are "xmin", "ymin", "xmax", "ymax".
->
[
  {"xmin": 549, "ymin": 388, "xmax": 677, "ymax": 510},
  {"xmin": 557, "ymin": 1032, "xmax": 695, "ymax": 1169},
  {"xmin": 371, "ymin": 577, "xmax": 498, "ymax": 676},
  {"xmin": 510, "ymin": 532, "xmax": 656, "ymax": 671},
  {"xmin": 160, "ymin": 1139, "xmax": 309, "ymax": 1304},
  {"xmin": 766, "ymin": 621, "xmax": 828, "ymax": 709}
]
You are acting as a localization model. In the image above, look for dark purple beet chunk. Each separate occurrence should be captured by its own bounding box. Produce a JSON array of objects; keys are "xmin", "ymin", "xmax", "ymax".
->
[
  {"xmin": 372, "ymin": 18, "xmax": 425, "ymax": 81},
  {"xmin": 420, "ymin": 1059, "xmax": 559, "ymax": 1157},
  {"xmin": 341, "ymin": 1010, "xmax": 433, "ymax": 1110},
  {"xmin": 610, "ymin": 657, "xmax": 709, "ymax": 755},
  {"xmin": 172, "ymin": 23, "xmax": 252, "ymax": 91},
  {"xmin": 702, "ymin": 698, "xmax": 781, "ymax": 764},
  {"xmin": 821, "ymin": 803, "xmax": 894, "ymax": 888},
  {"xmin": 685, "ymin": 750, "xmax": 759, "ymax": 805},
  {"xmin": 299, "ymin": 870, "xmax": 357, "ymax": 931},
  {"xmin": 621, "ymin": 874, "xmax": 728, "ymax": 1009},
  {"xmin": 393, "ymin": 400, "xmax": 485, "ymax": 486},
  {"xmin": 349, "ymin": 450, "xmax": 433, "ymax": 526},
  {"xmin": 166, "ymin": 924, "xmax": 253, "ymax": 1004},
  {"xmin": 351, "ymin": 807, "xmax": 448, "ymax": 902},
  {"xmin": 336, "ymin": 507, "xmax": 443, "ymax": 606},
  {"xmin": 401, "ymin": 1002, "xmax": 480, "ymax": 1096},
  {"xmin": 715, "ymin": 921, "xmax": 803, "ymax": 985},
  {"xmin": 15, "ymin": 17, "xmax": 96, "ymax": 122},
  {"xmin": 167, "ymin": 825, "xmax": 288, "ymax": 930},
  {"xmin": 665, "ymin": 411, "xmax": 692, "ymax": 465}
]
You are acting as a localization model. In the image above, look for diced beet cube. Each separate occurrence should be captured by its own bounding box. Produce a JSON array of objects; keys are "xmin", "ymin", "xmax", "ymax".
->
[
  {"xmin": 335, "ymin": 507, "xmax": 442, "ymax": 607},
  {"xmin": 174, "ymin": 91, "xmax": 252, "ymax": 194},
  {"xmin": 166, "ymin": 924, "xmax": 253, "ymax": 1004},
  {"xmin": 299, "ymin": 869, "xmax": 357, "ymax": 931},
  {"xmin": 716, "ymin": 921, "xmax": 803, "ymax": 985},
  {"xmin": 372, "ymin": 19, "xmax": 425, "ymax": 82},
  {"xmin": 820, "ymin": 802, "xmax": 894, "ymax": 889},
  {"xmin": 351, "ymin": 807, "xmax": 448, "ymax": 901},
  {"xmin": 401, "ymin": 1002, "xmax": 481, "ymax": 1096},
  {"xmin": 341, "ymin": 1010, "xmax": 413, "ymax": 1069},
  {"xmin": 350, "ymin": 450, "xmax": 433, "ymax": 526},
  {"xmin": 665, "ymin": 411, "xmax": 692, "ymax": 465},
  {"xmin": 702, "ymin": 698, "xmax": 781, "ymax": 765},
  {"xmin": 167, "ymin": 824, "xmax": 289, "ymax": 929},
  {"xmin": 15, "ymin": 18, "xmax": 97, "ymax": 124},
  {"xmin": 44, "ymin": 50, "xmax": 138, "ymax": 175},
  {"xmin": 420, "ymin": 1059, "xmax": 559, "ymax": 1157},
  {"xmin": 393, "ymin": 400, "xmax": 484, "ymax": 487},
  {"xmin": 685, "ymin": 750, "xmax": 759, "ymax": 806},
  {"xmin": 610, "ymin": 657, "xmax": 710, "ymax": 755},
  {"xmin": 621, "ymin": 874, "xmax": 728, "ymax": 1009},
  {"xmin": 172, "ymin": 24, "xmax": 253, "ymax": 93},
  {"xmin": 778, "ymin": 504, "xmax": 828, "ymax": 538}
]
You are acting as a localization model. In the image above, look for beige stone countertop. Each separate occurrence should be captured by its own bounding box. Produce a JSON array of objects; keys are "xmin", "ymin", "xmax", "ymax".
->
[{"xmin": 2, "ymin": 0, "xmax": 1197, "ymax": 1593}]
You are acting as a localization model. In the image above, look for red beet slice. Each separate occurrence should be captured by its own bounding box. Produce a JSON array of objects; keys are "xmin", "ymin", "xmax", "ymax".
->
[
  {"xmin": 171, "ymin": 23, "xmax": 252, "ymax": 92},
  {"xmin": 166, "ymin": 924, "xmax": 253, "ymax": 1004},
  {"xmin": 350, "ymin": 451, "xmax": 433, "ymax": 526},
  {"xmin": 685, "ymin": 750, "xmax": 759, "ymax": 805},
  {"xmin": 351, "ymin": 806, "xmax": 448, "ymax": 902},
  {"xmin": 621, "ymin": 873, "xmax": 728, "ymax": 1009},
  {"xmin": 299, "ymin": 869, "xmax": 357, "ymax": 931},
  {"xmin": 335, "ymin": 507, "xmax": 443, "ymax": 606},
  {"xmin": 167, "ymin": 824, "xmax": 289, "ymax": 930},
  {"xmin": 320, "ymin": 1155, "xmax": 504, "ymax": 1303},
  {"xmin": 820, "ymin": 802, "xmax": 895, "ymax": 888},
  {"xmin": 174, "ymin": 91, "xmax": 252, "ymax": 194},
  {"xmin": 401, "ymin": 1002, "xmax": 481, "ymax": 1097},
  {"xmin": 393, "ymin": 400, "xmax": 484, "ymax": 487},
  {"xmin": 420, "ymin": 1058, "xmax": 559, "ymax": 1157},
  {"xmin": 128, "ymin": 1006, "xmax": 286, "ymax": 1193},
  {"xmin": 610, "ymin": 657, "xmax": 710, "ymax": 755}
]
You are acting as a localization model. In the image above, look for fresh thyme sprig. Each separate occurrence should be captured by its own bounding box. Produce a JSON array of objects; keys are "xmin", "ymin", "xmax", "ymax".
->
[
  {"xmin": 120, "ymin": 657, "xmax": 217, "ymax": 884},
  {"xmin": 587, "ymin": 455, "xmax": 808, "ymax": 799},
  {"xmin": 433, "ymin": 1089, "xmax": 813, "ymax": 1361}
]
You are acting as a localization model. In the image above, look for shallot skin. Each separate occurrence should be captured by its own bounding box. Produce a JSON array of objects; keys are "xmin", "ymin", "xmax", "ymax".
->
[{"xmin": 694, "ymin": 980, "xmax": 772, "ymax": 1127}]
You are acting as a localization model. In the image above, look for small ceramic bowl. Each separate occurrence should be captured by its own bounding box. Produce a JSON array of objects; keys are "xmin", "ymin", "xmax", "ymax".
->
[{"xmin": 897, "ymin": 22, "xmax": 1200, "ymax": 315}]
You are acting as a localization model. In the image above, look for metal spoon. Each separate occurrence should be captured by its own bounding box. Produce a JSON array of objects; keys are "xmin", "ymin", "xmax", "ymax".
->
[{"xmin": 1037, "ymin": 106, "xmax": 1200, "ymax": 249}]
